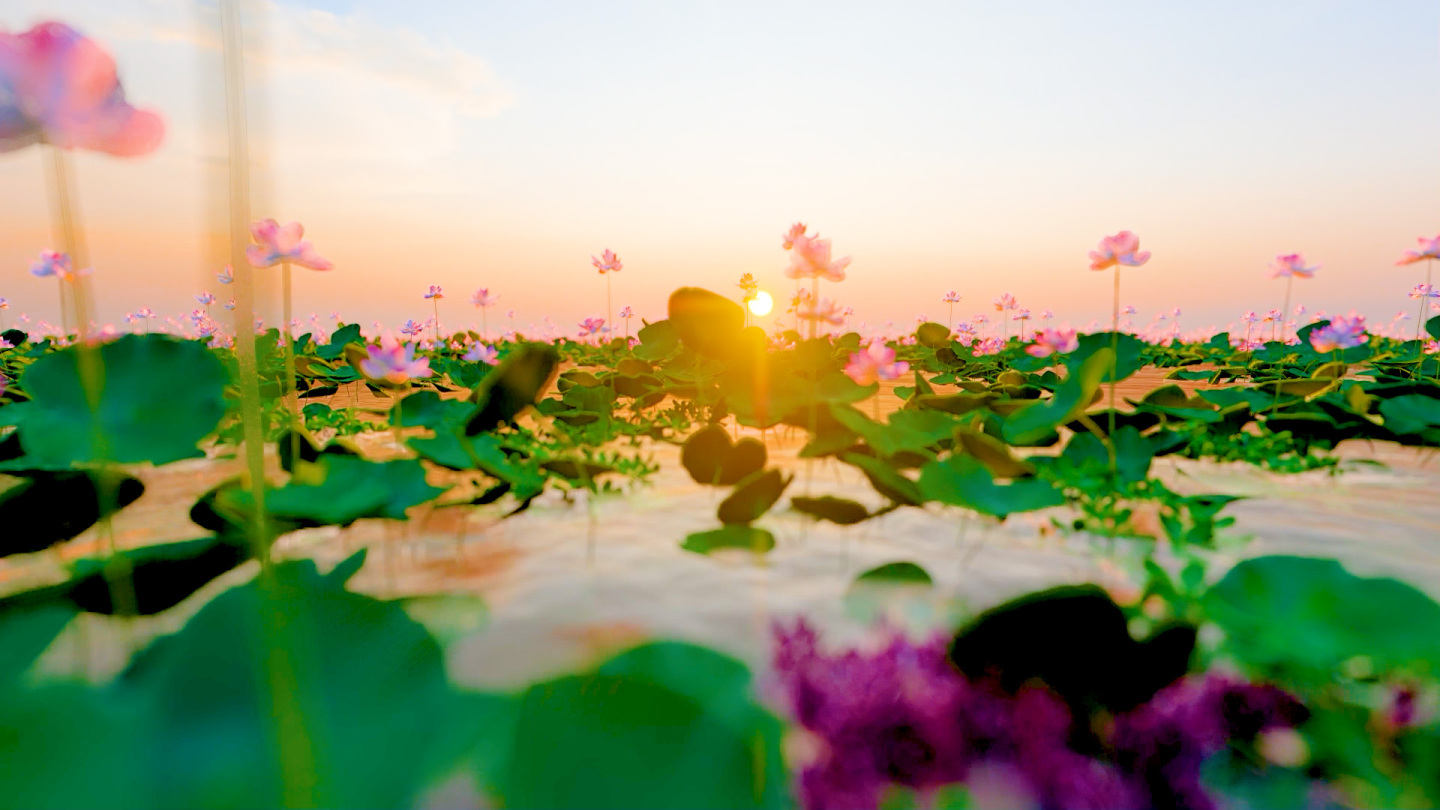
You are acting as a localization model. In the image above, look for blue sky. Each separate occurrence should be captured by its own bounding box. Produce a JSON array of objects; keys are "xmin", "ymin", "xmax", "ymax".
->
[{"xmin": 2, "ymin": 0, "xmax": 1437, "ymax": 337}]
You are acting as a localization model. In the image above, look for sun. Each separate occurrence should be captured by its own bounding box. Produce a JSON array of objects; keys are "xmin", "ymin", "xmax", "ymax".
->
[{"xmin": 747, "ymin": 290, "xmax": 773, "ymax": 316}]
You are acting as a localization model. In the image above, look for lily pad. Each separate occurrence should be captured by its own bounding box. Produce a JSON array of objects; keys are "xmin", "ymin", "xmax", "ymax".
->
[{"xmin": 17, "ymin": 335, "xmax": 226, "ymax": 466}]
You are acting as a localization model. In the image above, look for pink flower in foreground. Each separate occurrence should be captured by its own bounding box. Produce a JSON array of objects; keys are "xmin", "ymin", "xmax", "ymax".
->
[
  {"xmin": 1309, "ymin": 313, "xmax": 1368, "ymax": 353},
  {"xmin": 1269, "ymin": 253, "xmax": 1318, "ymax": 279},
  {"xmin": 0, "ymin": 22, "xmax": 165, "ymax": 156},
  {"xmin": 464, "ymin": 342, "xmax": 499, "ymax": 365},
  {"xmin": 796, "ymin": 296, "xmax": 845, "ymax": 326},
  {"xmin": 1088, "ymin": 230, "xmax": 1151, "ymax": 271},
  {"xmin": 781, "ymin": 222, "xmax": 808, "ymax": 250},
  {"xmin": 1026, "ymin": 327, "xmax": 1079, "ymax": 357},
  {"xmin": 245, "ymin": 219, "xmax": 333, "ymax": 270},
  {"xmin": 592, "ymin": 249, "xmax": 622, "ymax": 274},
  {"xmin": 1424, "ymin": 340, "xmax": 1440, "ymax": 355},
  {"xmin": 844, "ymin": 341, "xmax": 910, "ymax": 385},
  {"xmin": 359, "ymin": 341, "xmax": 431, "ymax": 385},
  {"xmin": 471, "ymin": 288, "xmax": 498, "ymax": 307},
  {"xmin": 785, "ymin": 234, "xmax": 851, "ymax": 282},
  {"xmin": 1397, "ymin": 235, "xmax": 1440, "ymax": 266}
]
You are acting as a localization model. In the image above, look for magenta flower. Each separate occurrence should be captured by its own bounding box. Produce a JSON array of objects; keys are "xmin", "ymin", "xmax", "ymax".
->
[
  {"xmin": 423, "ymin": 285, "xmax": 443, "ymax": 299},
  {"xmin": 1027, "ymin": 327, "xmax": 1079, "ymax": 357},
  {"xmin": 196, "ymin": 292, "xmax": 216, "ymax": 305},
  {"xmin": 463, "ymin": 342, "xmax": 499, "ymax": 365},
  {"xmin": 359, "ymin": 341, "xmax": 431, "ymax": 385},
  {"xmin": 618, "ymin": 305, "xmax": 634, "ymax": 319},
  {"xmin": 245, "ymin": 219, "xmax": 333, "ymax": 270},
  {"xmin": 1088, "ymin": 231, "xmax": 1151, "ymax": 271},
  {"xmin": 0, "ymin": 22, "xmax": 164, "ymax": 156},
  {"xmin": 216, "ymin": 265, "xmax": 233, "ymax": 285},
  {"xmin": 1309, "ymin": 313, "xmax": 1368, "ymax": 353},
  {"xmin": 399, "ymin": 319, "xmax": 425, "ymax": 337},
  {"xmin": 786, "ymin": 234, "xmax": 851, "ymax": 282},
  {"xmin": 578, "ymin": 316, "xmax": 606, "ymax": 337},
  {"xmin": 844, "ymin": 341, "xmax": 910, "ymax": 385},
  {"xmin": 471, "ymin": 288, "xmax": 498, "ymax": 307},
  {"xmin": 592, "ymin": 249, "xmax": 622, "ymax": 274},
  {"xmin": 942, "ymin": 290, "xmax": 961, "ymax": 304},
  {"xmin": 1268, "ymin": 253, "xmax": 1318, "ymax": 279},
  {"xmin": 1397, "ymin": 235, "xmax": 1440, "ymax": 266}
]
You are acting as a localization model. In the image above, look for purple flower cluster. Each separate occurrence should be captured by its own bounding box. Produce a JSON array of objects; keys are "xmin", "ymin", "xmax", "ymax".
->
[{"xmin": 771, "ymin": 620, "xmax": 1307, "ymax": 810}]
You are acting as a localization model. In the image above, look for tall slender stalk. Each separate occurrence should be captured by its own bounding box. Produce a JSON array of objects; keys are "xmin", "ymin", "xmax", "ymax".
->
[
  {"xmin": 221, "ymin": 1, "xmax": 316, "ymax": 802},
  {"xmin": 1279, "ymin": 275, "xmax": 1294, "ymax": 343}
]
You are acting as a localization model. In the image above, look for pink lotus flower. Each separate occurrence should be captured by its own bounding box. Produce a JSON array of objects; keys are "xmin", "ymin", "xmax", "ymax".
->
[
  {"xmin": 1309, "ymin": 313, "xmax": 1368, "ymax": 353},
  {"xmin": 618, "ymin": 306, "xmax": 634, "ymax": 319},
  {"xmin": 942, "ymin": 290, "xmax": 961, "ymax": 304},
  {"xmin": 973, "ymin": 336, "xmax": 1006, "ymax": 356},
  {"xmin": 29, "ymin": 250, "xmax": 88, "ymax": 281},
  {"xmin": 359, "ymin": 341, "xmax": 431, "ymax": 385},
  {"xmin": 246, "ymin": 219, "xmax": 333, "ymax": 270},
  {"xmin": 0, "ymin": 22, "xmax": 164, "ymax": 156},
  {"xmin": 785, "ymin": 234, "xmax": 851, "ymax": 282},
  {"xmin": 1122, "ymin": 305, "xmax": 1137, "ymax": 316},
  {"xmin": 224, "ymin": 299, "xmax": 236, "ymax": 311},
  {"xmin": 217, "ymin": 265, "xmax": 233, "ymax": 285},
  {"xmin": 196, "ymin": 292, "xmax": 216, "ymax": 305},
  {"xmin": 1240, "ymin": 311, "xmax": 1258, "ymax": 323},
  {"xmin": 423, "ymin": 285, "xmax": 444, "ymax": 300},
  {"xmin": 992, "ymin": 293, "xmax": 1017, "ymax": 311},
  {"xmin": 1410, "ymin": 283, "xmax": 1439, "ymax": 300},
  {"xmin": 0, "ymin": 298, "xmax": 7, "ymax": 310},
  {"xmin": 1026, "ymin": 327, "xmax": 1079, "ymax": 357},
  {"xmin": 1397, "ymin": 235, "xmax": 1440, "ymax": 266},
  {"xmin": 399, "ymin": 319, "xmax": 425, "ymax": 337},
  {"xmin": 796, "ymin": 296, "xmax": 845, "ymax": 326},
  {"xmin": 471, "ymin": 288, "xmax": 498, "ymax": 307},
  {"xmin": 781, "ymin": 222, "xmax": 808, "ymax": 250},
  {"xmin": 1041, "ymin": 309, "xmax": 1054, "ymax": 320},
  {"xmin": 844, "ymin": 341, "xmax": 910, "ymax": 385},
  {"xmin": 137, "ymin": 306, "xmax": 153, "ymax": 319},
  {"xmin": 1013, "ymin": 308, "xmax": 1031, "ymax": 321},
  {"xmin": 592, "ymin": 249, "xmax": 622, "ymax": 274},
  {"xmin": 737, "ymin": 272, "xmax": 758, "ymax": 295},
  {"xmin": 1268, "ymin": 253, "xmax": 1318, "ymax": 279},
  {"xmin": 578, "ymin": 316, "xmax": 606, "ymax": 337},
  {"xmin": 1424, "ymin": 340, "xmax": 1440, "ymax": 355},
  {"xmin": 1088, "ymin": 231, "xmax": 1151, "ymax": 271},
  {"xmin": 464, "ymin": 342, "xmax": 499, "ymax": 365}
]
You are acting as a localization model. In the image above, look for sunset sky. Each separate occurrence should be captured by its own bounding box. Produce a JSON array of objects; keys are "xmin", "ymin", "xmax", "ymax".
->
[{"xmin": 2, "ymin": 0, "xmax": 1438, "ymax": 338}]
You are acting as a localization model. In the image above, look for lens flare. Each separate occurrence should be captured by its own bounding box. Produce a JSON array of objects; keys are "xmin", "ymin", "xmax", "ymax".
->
[{"xmin": 748, "ymin": 290, "xmax": 773, "ymax": 316}]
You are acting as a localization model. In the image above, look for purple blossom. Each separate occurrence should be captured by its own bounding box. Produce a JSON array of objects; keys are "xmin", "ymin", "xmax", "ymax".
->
[{"xmin": 770, "ymin": 620, "xmax": 1307, "ymax": 810}]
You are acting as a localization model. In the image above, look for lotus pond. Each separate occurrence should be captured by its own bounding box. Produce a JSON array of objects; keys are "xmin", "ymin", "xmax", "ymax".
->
[{"xmin": 1, "ymin": 283, "xmax": 1439, "ymax": 809}]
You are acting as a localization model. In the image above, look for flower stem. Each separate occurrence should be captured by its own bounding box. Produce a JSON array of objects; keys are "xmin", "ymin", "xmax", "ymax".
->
[
  {"xmin": 1280, "ymin": 275, "xmax": 1293, "ymax": 343},
  {"xmin": 1108, "ymin": 267, "xmax": 1120, "ymax": 472}
]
